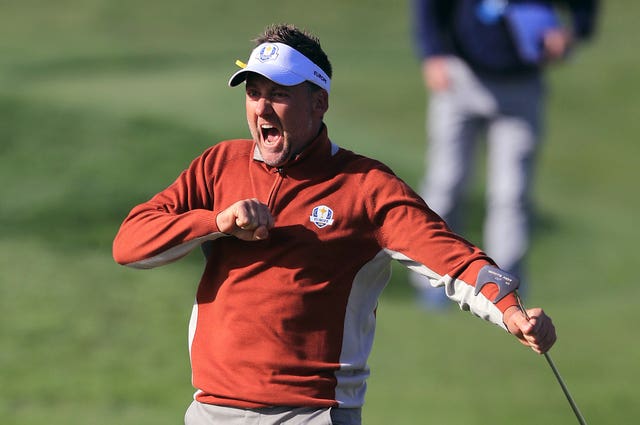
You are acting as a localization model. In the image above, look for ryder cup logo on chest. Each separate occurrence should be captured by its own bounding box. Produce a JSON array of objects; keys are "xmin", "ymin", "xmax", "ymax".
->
[
  {"xmin": 310, "ymin": 205, "xmax": 335, "ymax": 229},
  {"xmin": 257, "ymin": 44, "xmax": 279, "ymax": 62}
]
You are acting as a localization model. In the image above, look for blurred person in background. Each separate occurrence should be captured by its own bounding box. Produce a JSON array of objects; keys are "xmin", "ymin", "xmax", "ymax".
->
[
  {"xmin": 410, "ymin": 0, "xmax": 599, "ymax": 309},
  {"xmin": 114, "ymin": 23, "xmax": 556, "ymax": 425}
]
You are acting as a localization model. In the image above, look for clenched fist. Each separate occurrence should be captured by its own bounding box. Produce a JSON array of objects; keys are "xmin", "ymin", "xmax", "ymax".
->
[
  {"xmin": 216, "ymin": 198, "xmax": 275, "ymax": 241},
  {"xmin": 504, "ymin": 306, "xmax": 557, "ymax": 354}
]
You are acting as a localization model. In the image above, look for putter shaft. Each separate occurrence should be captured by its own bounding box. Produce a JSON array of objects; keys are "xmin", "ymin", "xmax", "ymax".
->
[{"xmin": 515, "ymin": 293, "xmax": 588, "ymax": 425}]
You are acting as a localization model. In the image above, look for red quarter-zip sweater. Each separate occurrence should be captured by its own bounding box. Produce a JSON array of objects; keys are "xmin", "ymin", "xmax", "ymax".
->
[{"xmin": 113, "ymin": 125, "xmax": 518, "ymax": 409}]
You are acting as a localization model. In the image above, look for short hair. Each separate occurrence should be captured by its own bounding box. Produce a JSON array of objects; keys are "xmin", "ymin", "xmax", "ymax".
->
[{"xmin": 254, "ymin": 24, "xmax": 333, "ymax": 79}]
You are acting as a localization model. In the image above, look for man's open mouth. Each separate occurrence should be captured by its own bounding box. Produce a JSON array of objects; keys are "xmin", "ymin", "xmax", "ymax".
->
[{"xmin": 261, "ymin": 124, "xmax": 282, "ymax": 145}]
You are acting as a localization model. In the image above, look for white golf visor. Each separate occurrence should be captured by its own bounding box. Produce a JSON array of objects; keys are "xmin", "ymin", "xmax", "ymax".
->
[{"xmin": 228, "ymin": 42, "xmax": 331, "ymax": 93}]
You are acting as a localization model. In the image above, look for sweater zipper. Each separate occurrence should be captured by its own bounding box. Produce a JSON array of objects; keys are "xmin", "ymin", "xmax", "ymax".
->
[{"xmin": 267, "ymin": 167, "xmax": 285, "ymax": 210}]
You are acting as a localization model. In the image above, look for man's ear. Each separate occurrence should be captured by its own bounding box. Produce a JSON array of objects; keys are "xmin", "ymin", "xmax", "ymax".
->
[{"xmin": 312, "ymin": 89, "xmax": 329, "ymax": 115}]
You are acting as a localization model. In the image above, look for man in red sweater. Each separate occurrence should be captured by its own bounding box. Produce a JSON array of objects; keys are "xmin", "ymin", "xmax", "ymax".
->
[{"xmin": 113, "ymin": 23, "xmax": 556, "ymax": 425}]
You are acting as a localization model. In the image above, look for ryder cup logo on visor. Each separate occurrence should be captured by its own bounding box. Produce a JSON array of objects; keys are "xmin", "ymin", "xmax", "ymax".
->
[
  {"xmin": 257, "ymin": 44, "xmax": 279, "ymax": 62},
  {"xmin": 310, "ymin": 205, "xmax": 335, "ymax": 229}
]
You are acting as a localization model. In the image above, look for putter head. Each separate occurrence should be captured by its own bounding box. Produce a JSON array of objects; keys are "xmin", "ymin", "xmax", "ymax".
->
[{"xmin": 474, "ymin": 265, "xmax": 520, "ymax": 304}]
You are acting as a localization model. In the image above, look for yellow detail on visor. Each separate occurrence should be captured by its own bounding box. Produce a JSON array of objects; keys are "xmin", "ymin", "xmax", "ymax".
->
[{"xmin": 235, "ymin": 60, "xmax": 247, "ymax": 68}]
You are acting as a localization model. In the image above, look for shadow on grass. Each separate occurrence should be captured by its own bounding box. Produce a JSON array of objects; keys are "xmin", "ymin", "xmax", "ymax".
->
[
  {"xmin": 5, "ymin": 52, "xmax": 227, "ymax": 82},
  {"xmin": 0, "ymin": 95, "xmax": 214, "ymax": 263}
]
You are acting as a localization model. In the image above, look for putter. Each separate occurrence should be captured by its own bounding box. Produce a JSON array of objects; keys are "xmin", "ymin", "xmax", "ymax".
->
[{"xmin": 475, "ymin": 266, "xmax": 588, "ymax": 425}]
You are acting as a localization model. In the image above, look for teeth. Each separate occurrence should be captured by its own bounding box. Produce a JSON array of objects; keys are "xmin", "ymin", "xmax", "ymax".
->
[{"xmin": 261, "ymin": 124, "xmax": 274, "ymax": 129}]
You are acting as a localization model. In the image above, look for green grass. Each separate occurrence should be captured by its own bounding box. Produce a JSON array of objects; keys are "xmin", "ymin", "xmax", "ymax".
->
[{"xmin": 1, "ymin": 1, "xmax": 638, "ymax": 424}]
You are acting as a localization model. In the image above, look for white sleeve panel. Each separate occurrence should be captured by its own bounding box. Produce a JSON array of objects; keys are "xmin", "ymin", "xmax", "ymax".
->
[
  {"xmin": 124, "ymin": 232, "xmax": 229, "ymax": 269},
  {"xmin": 386, "ymin": 249, "xmax": 507, "ymax": 331}
]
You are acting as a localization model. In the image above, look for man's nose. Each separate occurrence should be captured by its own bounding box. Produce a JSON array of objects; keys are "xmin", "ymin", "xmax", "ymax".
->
[{"xmin": 255, "ymin": 97, "xmax": 273, "ymax": 116}]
